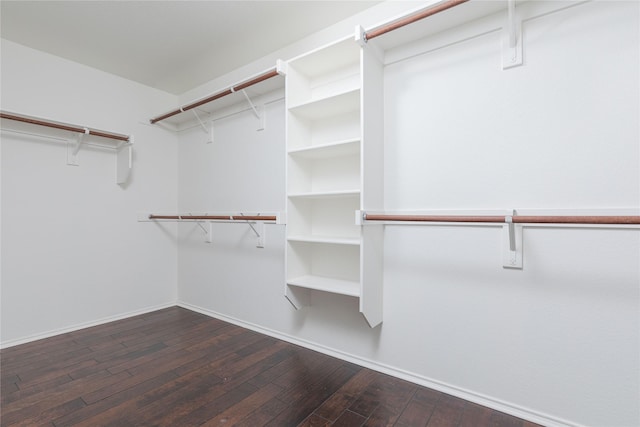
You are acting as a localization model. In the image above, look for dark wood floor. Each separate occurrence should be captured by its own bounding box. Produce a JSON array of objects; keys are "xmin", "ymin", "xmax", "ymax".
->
[{"xmin": 1, "ymin": 307, "xmax": 542, "ymax": 427}]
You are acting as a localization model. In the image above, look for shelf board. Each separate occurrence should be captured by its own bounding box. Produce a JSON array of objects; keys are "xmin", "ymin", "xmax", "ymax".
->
[
  {"xmin": 287, "ymin": 275, "xmax": 360, "ymax": 297},
  {"xmin": 288, "ymin": 235, "xmax": 361, "ymax": 246},
  {"xmin": 288, "ymin": 138, "xmax": 360, "ymax": 159},
  {"xmin": 288, "ymin": 189, "xmax": 360, "ymax": 199},
  {"xmin": 289, "ymin": 89, "xmax": 360, "ymax": 120},
  {"xmin": 289, "ymin": 38, "xmax": 360, "ymax": 79}
]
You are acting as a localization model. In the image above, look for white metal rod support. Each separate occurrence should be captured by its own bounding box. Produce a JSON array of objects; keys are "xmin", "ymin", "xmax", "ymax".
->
[{"xmin": 502, "ymin": 0, "xmax": 523, "ymax": 69}]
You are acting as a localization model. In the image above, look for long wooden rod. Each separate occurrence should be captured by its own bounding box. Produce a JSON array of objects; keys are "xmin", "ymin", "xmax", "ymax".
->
[
  {"xmin": 149, "ymin": 214, "xmax": 277, "ymax": 221},
  {"xmin": 0, "ymin": 111, "xmax": 130, "ymax": 142},
  {"xmin": 363, "ymin": 213, "xmax": 640, "ymax": 225},
  {"xmin": 364, "ymin": 0, "xmax": 470, "ymax": 41},
  {"xmin": 149, "ymin": 68, "xmax": 280, "ymax": 124},
  {"xmin": 365, "ymin": 214, "xmax": 506, "ymax": 223}
]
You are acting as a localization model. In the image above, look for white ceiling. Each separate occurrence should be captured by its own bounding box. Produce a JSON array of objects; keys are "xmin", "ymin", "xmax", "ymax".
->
[{"xmin": 1, "ymin": 1, "xmax": 381, "ymax": 95}]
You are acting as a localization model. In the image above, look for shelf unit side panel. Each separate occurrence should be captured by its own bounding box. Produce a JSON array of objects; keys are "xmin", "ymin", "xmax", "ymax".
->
[
  {"xmin": 361, "ymin": 44, "xmax": 385, "ymax": 211},
  {"xmin": 360, "ymin": 225, "xmax": 384, "ymax": 327}
]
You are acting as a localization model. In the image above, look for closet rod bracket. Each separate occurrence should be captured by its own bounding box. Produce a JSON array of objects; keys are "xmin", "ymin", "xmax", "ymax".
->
[
  {"xmin": 502, "ymin": 210, "xmax": 523, "ymax": 269},
  {"xmin": 502, "ymin": 0, "xmax": 523, "ymax": 69},
  {"xmin": 236, "ymin": 89, "xmax": 265, "ymax": 131},
  {"xmin": 67, "ymin": 128, "xmax": 89, "ymax": 166},
  {"xmin": 191, "ymin": 110, "xmax": 213, "ymax": 143}
]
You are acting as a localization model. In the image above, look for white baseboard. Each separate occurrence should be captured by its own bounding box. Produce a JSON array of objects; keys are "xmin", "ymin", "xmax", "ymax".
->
[
  {"xmin": 178, "ymin": 301, "xmax": 583, "ymax": 427},
  {"xmin": 0, "ymin": 302, "xmax": 177, "ymax": 349}
]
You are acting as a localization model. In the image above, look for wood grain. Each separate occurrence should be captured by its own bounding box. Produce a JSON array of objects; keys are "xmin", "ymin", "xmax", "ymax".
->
[{"xmin": 0, "ymin": 307, "xmax": 543, "ymax": 427}]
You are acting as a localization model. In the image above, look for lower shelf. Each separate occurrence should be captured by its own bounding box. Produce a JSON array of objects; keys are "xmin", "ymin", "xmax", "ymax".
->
[{"xmin": 287, "ymin": 275, "xmax": 360, "ymax": 298}]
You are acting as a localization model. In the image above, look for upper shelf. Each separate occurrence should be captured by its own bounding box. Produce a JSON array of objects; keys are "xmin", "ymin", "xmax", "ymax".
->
[
  {"xmin": 288, "ymin": 37, "xmax": 361, "ymax": 80},
  {"xmin": 288, "ymin": 89, "xmax": 360, "ymax": 120}
]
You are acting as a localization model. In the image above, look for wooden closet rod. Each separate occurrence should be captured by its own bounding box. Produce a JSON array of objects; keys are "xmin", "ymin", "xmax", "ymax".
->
[
  {"xmin": 149, "ymin": 214, "xmax": 277, "ymax": 221},
  {"xmin": 150, "ymin": 68, "xmax": 280, "ymax": 124},
  {"xmin": 0, "ymin": 111, "xmax": 131, "ymax": 142},
  {"xmin": 364, "ymin": 0, "xmax": 470, "ymax": 41},
  {"xmin": 363, "ymin": 213, "xmax": 640, "ymax": 225}
]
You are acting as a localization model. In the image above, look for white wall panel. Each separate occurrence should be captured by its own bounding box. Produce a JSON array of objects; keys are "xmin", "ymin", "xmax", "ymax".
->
[
  {"xmin": 177, "ymin": 2, "xmax": 639, "ymax": 427},
  {"xmin": 1, "ymin": 40, "xmax": 179, "ymax": 345}
]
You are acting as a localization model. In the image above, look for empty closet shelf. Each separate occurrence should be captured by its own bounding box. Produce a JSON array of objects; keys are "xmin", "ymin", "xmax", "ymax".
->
[
  {"xmin": 287, "ymin": 138, "xmax": 360, "ymax": 159},
  {"xmin": 288, "ymin": 190, "xmax": 360, "ymax": 199},
  {"xmin": 287, "ymin": 235, "xmax": 361, "ymax": 245},
  {"xmin": 288, "ymin": 89, "xmax": 360, "ymax": 119},
  {"xmin": 287, "ymin": 276, "xmax": 360, "ymax": 297}
]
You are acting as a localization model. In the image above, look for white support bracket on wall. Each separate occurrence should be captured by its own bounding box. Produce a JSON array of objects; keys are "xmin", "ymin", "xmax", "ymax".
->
[
  {"xmin": 235, "ymin": 89, "xmax": 265, "ymax": 131},
  {"xmin": 66, "ymin": 128, "xmax": 89, "ymax": 166},
  {"xmin": 502, "ymin": 211, "xmax": 523, "ymax": 269},
  {"xmin": 191, "ymin": 110, "xmax": 213, "ymax": 143},
  {"xmin": 237, "ymin": 213, "xmax": 265, "ymax": 248},
  {"xmin": 502, "ymin": 0, "xmax": 523, "ymax": 69},
  {"xmin": 116, "ymin": 139, "xmax": 133, "ymax": 185}
]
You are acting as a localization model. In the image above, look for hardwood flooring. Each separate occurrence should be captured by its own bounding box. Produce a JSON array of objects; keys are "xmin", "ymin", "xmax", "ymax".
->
[{"xmin": 1, "ymin": 307, "xmax": 542, "ymax": 427}]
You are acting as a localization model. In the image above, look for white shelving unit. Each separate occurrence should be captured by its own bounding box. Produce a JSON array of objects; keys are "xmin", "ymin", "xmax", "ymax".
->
[{"xmin": 284, "ymin": 31, "xmax": 384, "ymax": 327}]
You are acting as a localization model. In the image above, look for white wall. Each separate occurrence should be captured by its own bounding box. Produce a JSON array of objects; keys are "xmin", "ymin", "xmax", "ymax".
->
[
  {"xmin": 176, "ymin": 2, "xmax": 639, "ymax": 427},
  {"xmin": 1, "ymin": 1, "xmax": 637, "ymax": 426},
  {"xmin": 0, "ymin": 40, "xmax": 179, "ymax": 345}
]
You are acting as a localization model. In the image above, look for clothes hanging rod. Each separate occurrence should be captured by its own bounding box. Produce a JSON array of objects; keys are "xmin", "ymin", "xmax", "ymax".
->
[
  {"xmin": 363, "ymin": 213, "xmax": 640, "ymax": 225},
  {"xmin": 150, "ymin": 68, "xmax": 281, "ymax": 124},
  {"xmin": 149, "ymin": 214, "xmax": 277, "ymax": 221},
  {"xmin": 364, "ymin": 0, "xmax": 470, "ymax": 41},
  {"xmin": 0, "ymin": 111, "xmax": 131, "ymax": 142}
]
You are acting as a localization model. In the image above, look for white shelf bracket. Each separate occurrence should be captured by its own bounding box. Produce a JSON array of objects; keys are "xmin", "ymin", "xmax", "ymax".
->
[
  {"xmin": 191, "ymin": 110, "xmax": 213, "ymax": 143},
  {"xmin": 502, "ymin": 0, "xmax": 523, "ymax": 69},
  {"xmin": 238, "ymin": 213, "xmax": 265, "ymax": 247},
  {"xmin": 239, "ymin": 89, "xmax": 265, "ymax": 131},
  {"xmin": 67, "ymin": 128, "xmax": 88, "ymax": 166},
  {"xmin": 502, "ymin": 211, "xmax": 523, "ymax": 269},
  {"xmin": 256, "ymin": 221, "xmax": 265, "ymax": 248},
  {"xmin": 185, "ymin": 213, "xmax": 211, "ymax": 243},
  {"xmin": 116, "ymin": 139, "xmax": 133, "ymax": 185},
  {"xmin": 206, "ymin": 222, "xmax": 213, "ymax": 243}
]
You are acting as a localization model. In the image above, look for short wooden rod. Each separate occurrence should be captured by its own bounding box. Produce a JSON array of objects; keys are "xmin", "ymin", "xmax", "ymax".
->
[
  {"xmin": 364, "ymin": 0, "xmax": 470, "ymax": 41},
  {"xmin": 1, "ymin": 111, "xmax": 130, "ymax": 142},
  {"xmin": 149, "ymin": 214, "xmax": 277, "ymax": 221},
  {"xmin": 149, "ymin": 68, "xmax": 280, "ymax": 124}
]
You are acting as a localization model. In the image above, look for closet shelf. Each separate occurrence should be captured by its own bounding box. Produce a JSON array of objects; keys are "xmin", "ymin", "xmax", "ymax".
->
[
  {"xmin": 287, "ymin": 138, "xmax": 360, "ymax": 159},
  {"xmin": 288, "ymin": 189, "xmax": 360, "ymax": 199},
  {"xmin": 288, "ymin": 89, "xmax": 360, "ymax": 120},
  {"xmin": 287, "ymin": 275, "xmax": 360, "ymax": 297},
  {"xmin": 287, "ymin": 235, "xmax": 361, "ymax": 246},
  {"xmin": 288, "ymin": 39, "xmax": 360, "ymax": 79}
]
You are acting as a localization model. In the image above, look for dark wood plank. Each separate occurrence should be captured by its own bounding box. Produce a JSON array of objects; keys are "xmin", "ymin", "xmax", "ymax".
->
[
  {"xmin": 312, "ymin": 368, "xmax": 378, "ymax": 422},
  {"xmin": 0, "ymin": 306, "xmax": 545, "ymax": 427},
  {"xmin": 426, "ymin": 394, "xmax": 467, "ymax": 427},
  {"xmin": 333, "ymin": 409, "xmax": 368, "ymax": 427}
]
